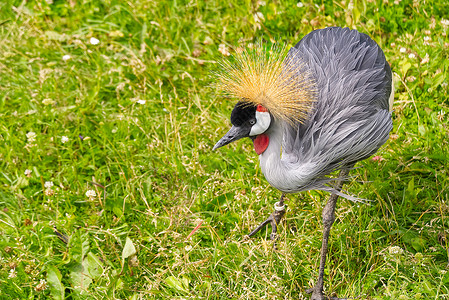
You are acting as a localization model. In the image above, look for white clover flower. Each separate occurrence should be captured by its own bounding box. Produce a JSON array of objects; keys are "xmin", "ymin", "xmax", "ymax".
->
[
  {"xmin": 441, "ymin": 19, "xmax": 449, "ymax": 27},
  {"xmin": 44, "ymin": 189, "xmax": 55, "ymax": 196},
  {"xmin": 61, "ymin": 136, "xmax": 69, "ymax": 143},
  {"xmin": 406, "ymin": 76, "xmax": 416, "ymax": 82},
  {"xmin": 421, "ymin": 53, "xmax": 430, "ymax": 64},
  {"xmin": 297, "ymin": 2, "xmax": 304, "ymax": 7},
  {"xmin": 90, "ymin": 37, "xmax": 100, "ymax": 45},
  {"xmin": 399, "ymin": 47, "xmax": 407, "ymax": 53},
  {"xmin": 137, "ymin": 99, "xmax": 146, "ymax": 105},
  {"xmin": 62, "ymin": 54, "xmax": 71, "ymax": 61},
  {"xmin": 438, "ymin": 109, "xmax": 446, "ymax": 122},
  {"xmin": 8, "ymin": 268, "xmax": 17, "ymax": 278},
  {"xmin": 116, "ymin": 82, "xmax": 126, "ymax": 91},
  {"xmin": 218, "ymin": 44, "xmax": 230, "ymax": 56},
  {"xmin": 389, "ymin": 245, "xmax": 404, "ymax": 255},
  {"xmin": 258, "ymin": 1, "xmax": 266, "ymax": 6},
  {"xmin": 35, "ymin": 279, "xmax": 48, "ymax": 292},
  {"xmin": 86, "ymin": 189, "xmax": 96, "ymax": 199},
  {"xmin": 253, "ymin": 12, "xmax": 264, "ymax": 23},
  {"xmin": 423, "ymin": 35, "xmax": 432, "ymax": 45},
  {"xmin": 42, "ymin": 98, "xmax": 55, "ymax": 106},
  {"xmin": 26, "ymin": 131, "xmax": 37, "ymax": 142},
  {"xmin": 25, "ymin": 169, "xmax": 32, "ymax": 176},
  {"xmin": 44, "ymin": 181, "xmax": 54, "ymax": 189},
  {"xmin": 408, "ymin": 53, "xmax": 416, "ymax": 59}
]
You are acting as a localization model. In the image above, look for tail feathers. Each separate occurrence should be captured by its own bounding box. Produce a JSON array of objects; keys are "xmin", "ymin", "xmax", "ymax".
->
[
  {"xmin": 314, "ymin": 170, "xmax": 372, "ymax": 204},
  {"xmin": 320, "ymin": 186, "xmax": 372, "ymax": 204}
]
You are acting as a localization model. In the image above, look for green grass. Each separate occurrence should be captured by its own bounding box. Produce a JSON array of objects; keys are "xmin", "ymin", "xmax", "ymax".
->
[{"xmin": 0, "ymin": 0, "xmax": 448, "ymax": 299}]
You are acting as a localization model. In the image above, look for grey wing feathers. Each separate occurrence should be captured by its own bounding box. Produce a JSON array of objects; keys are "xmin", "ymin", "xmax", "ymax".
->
[{"xmin": 282, "ymin": 27, "xmax": 392, "ymax": 195}]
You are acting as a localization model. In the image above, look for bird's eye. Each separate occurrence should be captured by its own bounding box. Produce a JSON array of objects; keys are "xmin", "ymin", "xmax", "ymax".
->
[{"xmin": 249, "ymin": 119, "xmax": 256, "ymax": 125}]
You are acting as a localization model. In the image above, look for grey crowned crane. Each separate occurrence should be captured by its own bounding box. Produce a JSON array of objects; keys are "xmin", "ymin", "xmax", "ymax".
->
[{"xmin": 213, "ymin": 27, "xmax": 393, "ymax": 300}]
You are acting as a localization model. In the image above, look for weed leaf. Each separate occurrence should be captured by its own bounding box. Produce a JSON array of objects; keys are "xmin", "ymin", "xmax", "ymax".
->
[
  {"xmin": 122, "ymin": 237, "xmax": 137, "ymax": 266},
  {"xmin": 47, "ymin": 265, "xmax": 64, "ymax": 300}
]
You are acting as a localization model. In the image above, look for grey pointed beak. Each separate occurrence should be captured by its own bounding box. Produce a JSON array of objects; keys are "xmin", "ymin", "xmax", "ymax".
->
[{"xmin": 213, "ymin": 125, "xmax": 248, "ymax": 150}]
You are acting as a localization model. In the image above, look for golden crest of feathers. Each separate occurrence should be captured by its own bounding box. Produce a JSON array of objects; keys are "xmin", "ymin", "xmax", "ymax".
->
[{"xmin": 214, "ymin": 42, "xmax": 318, "ymax": 124}]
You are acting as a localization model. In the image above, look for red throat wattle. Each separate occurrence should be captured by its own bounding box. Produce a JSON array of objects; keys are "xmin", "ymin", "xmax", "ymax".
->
[{"xmin": 253, "ymin": 134, "xmax": 269, "ymax": 155}]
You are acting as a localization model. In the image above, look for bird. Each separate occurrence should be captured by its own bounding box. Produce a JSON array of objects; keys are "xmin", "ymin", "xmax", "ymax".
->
[{"xmin": 213, "ymin": 27, "xmax": 393, "ymax": 300}]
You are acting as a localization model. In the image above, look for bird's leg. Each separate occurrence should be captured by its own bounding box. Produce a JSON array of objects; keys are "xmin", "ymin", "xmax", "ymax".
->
[
  {"xmin": 306, "ymin": 169, "xmax": 351, "ymax": 300},
  {"xmin": 306, "ymin": 192, "xmax": 341, "ymax": 300},
  {"xmin": 247, "ymin": 193, "xmax": 286, "ymax": 241}
]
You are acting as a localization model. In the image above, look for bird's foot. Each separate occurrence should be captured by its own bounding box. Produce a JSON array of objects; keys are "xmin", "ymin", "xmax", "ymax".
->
[
  {"xmin": 246, "ymin": 201, "xmax": 286, "ymax": 243},
  {"xmin": 305, "ymin": 287, "xmax": 348, "ymax": 300}
]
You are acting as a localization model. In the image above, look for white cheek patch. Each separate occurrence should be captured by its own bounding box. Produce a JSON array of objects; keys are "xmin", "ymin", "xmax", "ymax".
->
[{"xmin": 249, "ymin": 111, "xmax": 271, "ymax": 136}]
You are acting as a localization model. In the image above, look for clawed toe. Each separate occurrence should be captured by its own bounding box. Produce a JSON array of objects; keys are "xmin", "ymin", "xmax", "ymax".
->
[
  {"xmin": 247, "ymin": 200, "xmax": 286, "ymax": 243},
  {"xmin": 305, "ymin": 287, "xmax": 348, "ymax": 300},
  {"xmin": 306, "ymin": 286, "xmax": 326, "ymax": 300}
]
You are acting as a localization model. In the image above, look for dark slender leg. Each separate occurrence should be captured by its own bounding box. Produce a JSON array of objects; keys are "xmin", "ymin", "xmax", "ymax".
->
[
  {"xmin": 247, "ymin": 193, "xmax": 286, "ymax": 242},
  {"xmin": 306, "ymin": 168, "xmax": 351, "ymax": 300}
]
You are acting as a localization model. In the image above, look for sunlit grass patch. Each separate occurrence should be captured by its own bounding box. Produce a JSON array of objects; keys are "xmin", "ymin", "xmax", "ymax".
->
[{"xmin": 0, "ymin": 0, "xmax": 448, "ymax": 299}]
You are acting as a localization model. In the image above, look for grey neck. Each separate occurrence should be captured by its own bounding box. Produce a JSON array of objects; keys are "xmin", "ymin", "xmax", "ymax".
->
[{"xmin": 258, "ymin": 120, "xmax": 313, "ymax": 193}]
